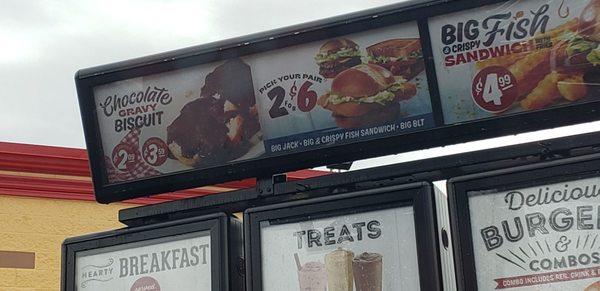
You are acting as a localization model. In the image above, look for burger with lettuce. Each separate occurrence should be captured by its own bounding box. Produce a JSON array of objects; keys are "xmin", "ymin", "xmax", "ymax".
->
[
  {"xmin": 315, "ymin": 38, "xmax": 362, "ymax": 78},
  {"xmin": 553, "ymin": 1, "xmax": 600, "ymax": 70},
  {"xmin": 552, "ymin": 4, "xmax": 600, "ymax": 94},
  {"xmin": 317, "ymin": 63, "xmax": 417, "ymax": 128}
]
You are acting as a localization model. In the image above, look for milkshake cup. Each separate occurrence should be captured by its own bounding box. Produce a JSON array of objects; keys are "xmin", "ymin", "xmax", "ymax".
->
[
  {"xmin": 297, "ymin": 261, "xmax": 327, "ymax": 291},
  {"xmin": 352, "ymin": 252, "xmax": 383, "ymax": 291},
  {"xmin": 325, "ymin": 248, "xmax": 355, "ymax": 291}
]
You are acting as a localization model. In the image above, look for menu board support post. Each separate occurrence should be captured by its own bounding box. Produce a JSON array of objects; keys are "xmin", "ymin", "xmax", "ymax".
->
[{"xmin": 256, "ymin": 174, "xmax": 287, "ymax": 197}]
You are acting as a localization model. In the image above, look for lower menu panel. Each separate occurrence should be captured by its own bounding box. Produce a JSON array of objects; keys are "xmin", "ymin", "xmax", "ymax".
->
[
  {"xmin": 469, "ymin": 176, "xmax": 600, "ymax": 290},
  {"xmin": 76, "ymin": 232, "xmax": 212, "ymax": 290},
  {"xmin": 259, "ymin": 206, "xmax": 420, "ymax": 291}
]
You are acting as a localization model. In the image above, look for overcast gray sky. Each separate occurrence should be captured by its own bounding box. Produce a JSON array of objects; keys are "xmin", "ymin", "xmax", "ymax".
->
[
  {"xmin": 0, "ymin": 0, "xmax": 406, "ymax": 147},
  {"xmin": 1, "ymin": 0, "xmax": 598, "ymax": 170}
]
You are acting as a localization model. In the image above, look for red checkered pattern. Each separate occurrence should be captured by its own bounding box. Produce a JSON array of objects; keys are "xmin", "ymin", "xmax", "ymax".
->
[{"xmin": 104, "ymin": 128, "xmax": 162, "ymax": 183}]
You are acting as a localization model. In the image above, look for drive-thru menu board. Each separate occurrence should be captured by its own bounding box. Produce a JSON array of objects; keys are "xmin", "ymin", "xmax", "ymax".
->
[
  {"xmin": 62, "ymin": 214, "xmax": 244, "ymax": 291},
  {"xmin": 79, "ymin": 0, "xmax": 600, "ymax": 202},
  {"xmin": 92, "ymin": 21, "xmax": 431, "ymax": 185},
  {"xmin": 470, "ymin": 176, "xmax": 600, "ymax": 290},
  {"xmin": 448, "ymin": 155, "xmax": 600, "ymax": 291},
  {"xmin": 244, "ymin": 183, "xmax": 442, "ymax": 291},
  {"xmin": 260, "ymin": 207, "xmax": 420, "ymax": 291},
  {"xmin": 429, "ymin": 0, "xmax": 600, "ymax": 124},
  {"xmin": 76, "ymin": 233, "xmax": 211, "ymax": 290}
]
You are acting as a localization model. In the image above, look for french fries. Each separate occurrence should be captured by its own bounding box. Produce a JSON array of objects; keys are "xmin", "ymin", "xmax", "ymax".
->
[
  {"xmin": 476, "ymin": 53, "xmax": 526, "ymax": 70},
  {"xmin": 521, "ymin": 72, "xmax": 588, "ymax": 110},
  {"xmin": 558, "ymin": 74, "xmax": 588, "ymax": 101},
  {"xmin": 474, "ymin": 16, "xmax": 594, "ymax": 112},
  {"xmin": 521, "ymin": 72, "xmax": 562, "ymax": 110},
  {"xmin": 508, "ymin": 49, "xmax": 551, "ymax": 97}
]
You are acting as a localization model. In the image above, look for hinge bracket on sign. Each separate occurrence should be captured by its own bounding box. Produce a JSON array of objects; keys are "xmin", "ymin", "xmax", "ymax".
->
[
  {"xmin": 537, "ymin": 142, "xmax": 571, "ymax": 162},
  {"xmin": 256, "ymin": 174, "xmax": 287, "ymax": 197}
]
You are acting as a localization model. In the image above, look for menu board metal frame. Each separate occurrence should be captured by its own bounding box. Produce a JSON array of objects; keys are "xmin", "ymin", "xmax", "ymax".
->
[
  {"xmin": 61, "ymin": 213, "xmax": 244, "ymax": 291},
  {"xmin": 447, "ymin": 153, "xmax": 600, "ymax": 290},
  {"xmin": 244, "ymin": 182, "xmax": 442, "ymax": 291},
  {"xmin": 77, "ymin": 0, "xmax": 600, "ymax": 203}
]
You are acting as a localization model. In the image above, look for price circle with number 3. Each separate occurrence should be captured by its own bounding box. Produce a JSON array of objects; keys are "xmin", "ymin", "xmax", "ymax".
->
[
  {"xmin": 471, "ymin": 66, "xmax": 518, "ymax": 113},
  {"xmin": 142, "ymin": 137, "xmax": 168, "ymax": 166},
  {"xmin": 111, "ymin": 143, "xmax": 138, "ymax": 172}
]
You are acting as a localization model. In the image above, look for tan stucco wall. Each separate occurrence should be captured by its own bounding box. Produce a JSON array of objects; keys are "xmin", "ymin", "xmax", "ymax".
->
[{"xmin": 0, "ymin": 195, "xmax": 132, "ymax": 291}]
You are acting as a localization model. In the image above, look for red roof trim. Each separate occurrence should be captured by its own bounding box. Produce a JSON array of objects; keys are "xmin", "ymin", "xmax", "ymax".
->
[
  {"xmin": 0, "ymin": 143, "xmax": 90, "ymax": 176},
  {"xmin": 0, "ymin": 142, "xmax": 328, "ymax": 203},
  {"xmin": 0, "ymin": 173, "xmax": 217, "ymax": 205},
  {"xmin": 0, "ymin": 142, "xmax": 88, "ymax": 158}
]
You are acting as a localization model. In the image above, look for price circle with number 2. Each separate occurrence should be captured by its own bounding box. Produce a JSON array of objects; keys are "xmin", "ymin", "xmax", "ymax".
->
[
  {"xmin": 472, "ymin": 66, "xmax": 518, "ymax": 113},
  {"xmin": 112, "ymin": 143, "xmax": 138, "ymax": 172}
]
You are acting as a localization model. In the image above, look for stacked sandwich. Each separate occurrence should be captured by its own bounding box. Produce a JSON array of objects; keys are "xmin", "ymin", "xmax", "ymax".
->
[{"xmin": 315, "ymin": 37, "xmax": 424, "ymax": 128}]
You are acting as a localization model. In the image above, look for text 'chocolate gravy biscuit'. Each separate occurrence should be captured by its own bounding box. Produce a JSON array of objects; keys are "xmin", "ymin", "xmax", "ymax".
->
[{"xmin": 167, "ymin": 59, "xmax": 261, "ymax": 167}]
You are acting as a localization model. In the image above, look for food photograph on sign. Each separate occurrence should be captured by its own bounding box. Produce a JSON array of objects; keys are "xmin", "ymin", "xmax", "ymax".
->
[
  {"xmin": 429, "ymin": 0, "xmax": 600, "ymax": 124},
  {"xmin": 94, "ymin": 59, "xmax": 264, "ymax": 184},
  {"xmin": 92, "ymin": 20, "xmax": 434, "ymax": 184},
  {"xmin": 247, "ymin": 20, "xmax": 434, "ymax": 157},
  {"xmin": 259, "ymin": 207, "xmax": 421, "ymax": 291},
  {"xmin": 468, "ymin": 176, "xmax": 600, "ymax": 290}
]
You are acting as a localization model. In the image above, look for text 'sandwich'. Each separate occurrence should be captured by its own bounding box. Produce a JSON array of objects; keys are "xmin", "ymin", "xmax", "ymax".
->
[
  {"xmin": 367, "ymin": 38, "xmax": 425, "ymax": 80},
  {"xmin": 315, "ymin": 38, "xmax": 362, "ymax": 78},
  {"xmin": 317, "ymin": 63, "xmax": 417, "ymax": 128}
]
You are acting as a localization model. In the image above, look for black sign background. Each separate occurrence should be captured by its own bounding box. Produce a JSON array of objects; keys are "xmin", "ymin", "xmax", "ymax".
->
[{"xmin": 76, "ymin": 0, "xmax": 600, "ymax": 203}]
